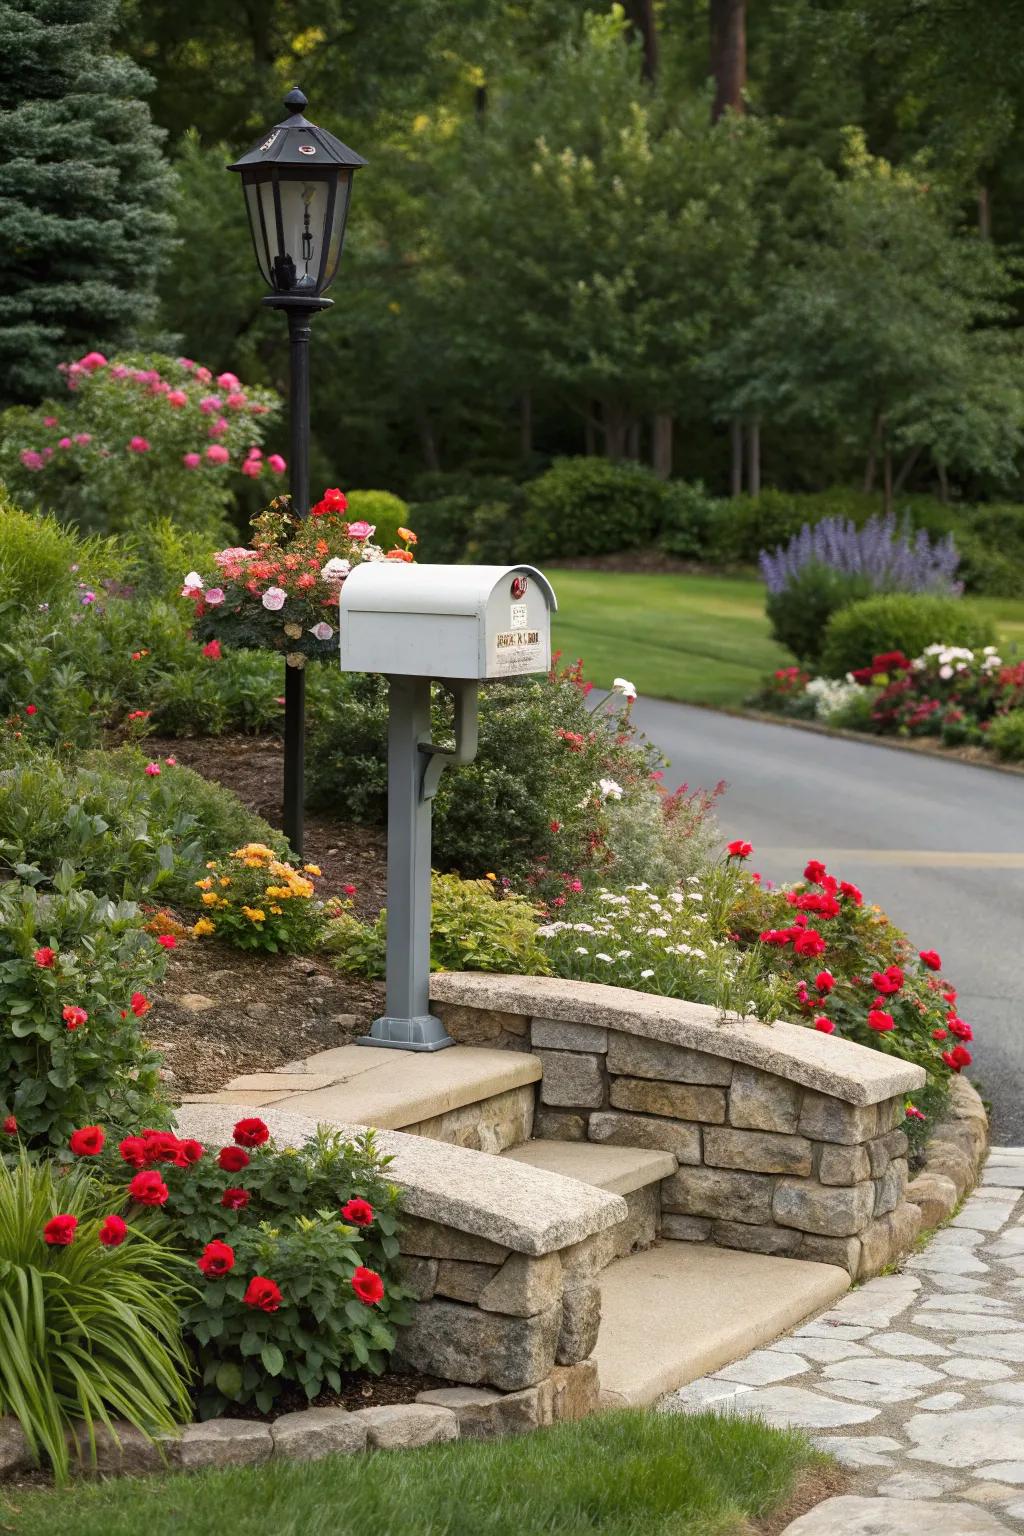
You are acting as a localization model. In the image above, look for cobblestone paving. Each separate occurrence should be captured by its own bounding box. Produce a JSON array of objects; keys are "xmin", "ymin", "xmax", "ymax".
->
[{"xmin": 661, "ymin": 1147, "xmax": 1024, "ymax": 1533}]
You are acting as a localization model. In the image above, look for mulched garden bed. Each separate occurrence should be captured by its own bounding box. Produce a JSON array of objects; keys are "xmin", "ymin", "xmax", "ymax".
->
[
  {"xmin": 222, "ymin": 1369, "xmax": 451, "ymax": 1422},
  {"xmin": 140, "ymin": 732, "xmax": 390, "ymax": 1097}
]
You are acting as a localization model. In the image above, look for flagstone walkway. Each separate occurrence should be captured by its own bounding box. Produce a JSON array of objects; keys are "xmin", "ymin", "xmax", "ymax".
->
[{"xmin": 661, "ymin": 1146, "xmax": 1024, "ymax": 1533}]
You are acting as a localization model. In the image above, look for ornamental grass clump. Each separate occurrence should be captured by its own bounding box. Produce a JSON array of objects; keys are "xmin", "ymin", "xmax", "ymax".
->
[{"xmin": 0, "ymin": 1151, "xmax": 191, "ymax": 1482}]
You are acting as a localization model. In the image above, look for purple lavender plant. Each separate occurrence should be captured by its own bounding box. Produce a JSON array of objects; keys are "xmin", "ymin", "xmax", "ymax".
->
[{"xmin": 759, "ymin": 514, "xmax": 961, "ymax": 597}]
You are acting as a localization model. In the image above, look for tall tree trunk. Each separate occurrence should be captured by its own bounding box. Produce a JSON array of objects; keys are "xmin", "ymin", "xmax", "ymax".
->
[
  {"xmin": 585, "ymin": 407, "xmax": 598, "ymax": 457},
  {"xmin": 416, "ymin": 410, "xmax": 440, "ymax": 473},
  {"xmin": 893, "ymin": 444, "xmax": 922, "ymax": 496},
  {"xmin": 730, "ymin": 417, "xmax": 744, "ymax": 497},
  {"xmin": 746, "ymin": 419, "xmax": 761, "ymax": 498},
  {"xmin": 604, "ymin": 405, "xmax": 628, "ymax": 461},
  {"xmin": 710, "ymin": 0, "xmax": 747, "ymax": 121},
  {"xmin": 626, "ymin": 421, "xmax": 641, "ymax": 460},
  {"xmin": 626, "ymin": 0, "xmax": 659, "ymax": 83},
  {"xmin": 863, "ymin": 412, "xmax": 883, "ymax": 494},
  {"xmin": 882, "ymin": 446, "xmax": 893, "ymax": 516},
  {"xmin": 652, "ymin": 412, "xmax": 673, "ymax": 479},
  {"xmin": 978, "ymin": 184, "xmax": 992, "ymax": 239},
  {"xmin": 936, "ymin": 461, "xmax": 949, "ymax": 504},
  {"xmin": 519, "ymin": 392, "xmax": 532, "ymax": 460}
]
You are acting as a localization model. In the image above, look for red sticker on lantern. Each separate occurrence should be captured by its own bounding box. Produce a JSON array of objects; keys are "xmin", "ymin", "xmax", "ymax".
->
[{"xmin": 510, "ymin": 575, "xmax": 528, "ymax": 600}]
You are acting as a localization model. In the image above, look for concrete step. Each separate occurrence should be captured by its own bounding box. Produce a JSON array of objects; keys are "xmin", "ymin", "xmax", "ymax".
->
[
  {"xmin": 501, "ymin": 1138, "xmax": 676, "ymax": 1196},
  {"xmin": 594, "ymin": 1239, "xmax": 850, "ymax": 1407}
]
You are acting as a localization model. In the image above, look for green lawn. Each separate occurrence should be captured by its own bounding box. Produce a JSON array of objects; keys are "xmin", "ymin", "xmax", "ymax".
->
[
  {"xmin": 0, "ymin": 1411, "xmax": 825, "ymax": 1536},
  {"xmin": 551, "ymin": 569, "xmax": 1024, "ymax": 708}
]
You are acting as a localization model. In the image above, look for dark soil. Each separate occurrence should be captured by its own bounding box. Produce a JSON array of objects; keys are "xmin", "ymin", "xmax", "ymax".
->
[
  {"xmin": 138, "ymin": 732, "xmax": 389, "ymax": 1097},
  {"xmin": 223, "ymin": 1369, "xmax": 451, "ymax": 1422}
]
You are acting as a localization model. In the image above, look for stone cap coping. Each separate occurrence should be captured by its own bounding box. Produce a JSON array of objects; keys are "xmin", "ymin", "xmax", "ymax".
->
[
  {"xmin": 175, "ymin": 1103, "xmax": 627, "ymax": 1258},
  {"xmin": 430, "ymin": 974, "xmax": 926, "ymax": 1106}
]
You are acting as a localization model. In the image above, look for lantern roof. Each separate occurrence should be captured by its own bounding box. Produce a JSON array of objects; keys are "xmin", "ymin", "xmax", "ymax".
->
[{"xmin": 228, "ymin": 87, "xmax": 367, "ymax": 174}]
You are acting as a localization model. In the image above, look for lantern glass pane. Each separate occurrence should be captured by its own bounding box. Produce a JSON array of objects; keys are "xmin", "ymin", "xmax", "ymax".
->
[
  {"xmin": 244, "ymin": 180, "xmax": 272, "ymax": 286},
  {"xmin": 322, "ymin": 170, "xmax": 353, "ymax": 291},
  {"xmin": 276, "ymin": 176, "xmax": 332, "ymax": 292}
]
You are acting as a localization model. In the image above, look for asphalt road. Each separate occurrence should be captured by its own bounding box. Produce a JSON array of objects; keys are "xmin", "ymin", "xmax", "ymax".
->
[{"xmin": 632, "ymin": 699, "xmax": 1024, "ymax": 1144}]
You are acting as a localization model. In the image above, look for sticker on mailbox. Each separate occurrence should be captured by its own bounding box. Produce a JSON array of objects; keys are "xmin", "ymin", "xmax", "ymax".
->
[
  {"xmin": 510, "ymin": 603, "xmax": 529, "ymax": 629},
  {"xmin": 491, "ymin": 627, "xmax": 542, "ymax": 675}
]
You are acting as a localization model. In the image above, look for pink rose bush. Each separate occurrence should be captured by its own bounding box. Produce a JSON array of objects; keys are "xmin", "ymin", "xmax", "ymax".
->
[
  {"xmin": 185, "ymin": 487, "xmax": 418, "ymax": 665},
  {"xmin": 0, "ymin": 350, "xmax": 282, "ymax": 538}
]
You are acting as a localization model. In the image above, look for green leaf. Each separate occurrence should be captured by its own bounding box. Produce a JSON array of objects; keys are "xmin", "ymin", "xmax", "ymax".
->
[
  {"xmin": 215, "ymin": 1362, "xmax": 244, "ymax": 1398},
  {"xmin": 260, "ymin": 1343, "xmax": 284, "ymax": 1377}
]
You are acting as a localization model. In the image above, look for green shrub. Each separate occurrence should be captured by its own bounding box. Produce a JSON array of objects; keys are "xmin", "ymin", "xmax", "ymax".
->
[
  {"xmin": 0, "ymin": 881, "xmax": 167, "ymax": 1146},
  {"xmin": 521, "ymin": 457, "xmax": 673, "ymax": 559},
  {"xmin": 0, "ymin": 1152, "xmax": 191, "ymax": 1482},
  {"xmin": 766, "ymin": 563, "xmax": 873, "ymax": 667},
  {"xmin": 191, "ymin": 841, "xmax": 325, "ymax": 953},
  {"xmin": 988, "ymin": 709, "xmax": 1024, "ymax": 761},
  {"xmin": 657, "ymin": 481, "xmax": 718, "ymax": 559},
  {"xmin": 344, "ymin": 490, "xmax": 412, "ymax": 553},
  {"xmin": 408, "ymin": 494, "xmax": 475, "ymax": 563},
  {"xmin": 820, "ymin": 593, "xmax": 997, "ymax": 678},
  {"xmin": 325, "ymin": 873, "xmax": 550, "ymax": 978},
  {"xmin": 409, "ymin": 483, "xmax": 526, "ymax": 565},
  {"xmin": 0, "ymin": 497, "xmax": 123, "ymax": 610},
  {"xmin": 0, "ymin": 743, "xmax": 285, "ymax": 905},
  {"xmin": 955, "ymin": 504, "xmax": 1024, "ymax": 597}
]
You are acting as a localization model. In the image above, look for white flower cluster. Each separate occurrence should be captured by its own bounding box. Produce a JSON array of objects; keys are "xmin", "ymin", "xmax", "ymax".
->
[
  {"xmin": 915, "ymin": 644, "xmax": 1003, "ymax": 680},
  {"xmin": 809, "ymin": 676, "xmax": 866, "ymax": 719}
]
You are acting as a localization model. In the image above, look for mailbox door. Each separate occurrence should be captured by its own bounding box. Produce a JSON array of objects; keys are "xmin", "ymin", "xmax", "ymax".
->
[{"xmin": 482, "ymin": 570, "xmax": 551, "ymax": 678}]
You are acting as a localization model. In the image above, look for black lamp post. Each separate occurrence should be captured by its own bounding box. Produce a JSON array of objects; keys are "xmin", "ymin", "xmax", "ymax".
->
[{"xmin": 228, "ymin": 87, "xmax": 366, "ymax": 856}]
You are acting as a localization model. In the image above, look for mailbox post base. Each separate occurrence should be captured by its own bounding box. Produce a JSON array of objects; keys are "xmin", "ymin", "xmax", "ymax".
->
[{"xmin": 357, "ymin": 1014, "xmax": 455, "ymax": 1052}]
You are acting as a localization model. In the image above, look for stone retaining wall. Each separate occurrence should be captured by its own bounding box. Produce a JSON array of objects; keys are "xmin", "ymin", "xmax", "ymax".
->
[{"xmin": 431, "ymin": 973, "xmax": 929, "ymax": 1280}]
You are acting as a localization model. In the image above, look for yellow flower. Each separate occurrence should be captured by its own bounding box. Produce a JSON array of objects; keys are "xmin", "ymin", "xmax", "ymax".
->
[
  {"xmin": 219, "ymin": 877, "xmax": 232, "ymax": 887},
  {"xmin": 270, "ymin": 904, "xmax": 283, "ymax": 915},
  {"xmin": 201, "ymin": 891, "xmax": 219, "ymax": 907},
  {"xmin": 243, "ymin": 857, "xmax": 264, "ymax": 869},
  {"xmin": 195, "ymin": 877, "xmax": 214, "ymax": 891},
  {"xmin": 303, "ymin": 864, "xmax": 322, "ymax": 876},
  {"xmin": 288, "ymin": 876, "xmax": 314, "ymax": 899},
  {"xmin": 485, "ymin": 872, "xmax": 497, "ymax": 881},
  {"xmin": 205, "ymin": 861, "xmax": 218, "ymax": 870},
  {"xmin": 192, "ymin": 917, "xmax": 215, "ymax": 937},
  {"xmin": 241, "ymin": 906, "xmax": 266, "ymax": 924},
  {"xmin": 265, "ymin": 884, "xmax": 291, "ymax": 899}
]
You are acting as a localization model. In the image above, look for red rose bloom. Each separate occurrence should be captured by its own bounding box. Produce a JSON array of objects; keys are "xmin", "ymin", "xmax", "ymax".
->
[
  {"xmin": 793, "ymin": 929, "xmax": 827, "ymax": 958},
  {"xmin": 43, "ymin": 1214, "xmax": 78, "ymax": 1246},
  {"xmin": 813, "ymin": 1016, "xmax": 835, "ymax": 1034},
  {"xmin": 905, "ymin": 1104, "xmax": 926, "ymax": 1122},
  {"xmin": 69, "ymin": 1125, "xmax": 105, "ymax": 1157},
  {"xmin": 218, "ymin": 1146, "xmax": 250, "ymax": 1173},
  {"xmin": 933, "ymin": 1028, "xmax": 948, "ymax": 1040},
  {"xmin": 130, "ymin": 991, "xmax": 151, "ymax": 1017},
  {"xmin": 128, "ymin": 1170, "xmax": 169, "ymax": 1206},
  {"xmin": 233, "ymin": 1117, "xmax": 270, "ymax": 1148},
  {"xmin": 815, "ymin": 970, "xmax": 835, "ymax": 994},
  {"xmin": 947, "ymin": 1018, "xmax": 973, "ymax": 1042},
  {"xmin": 351, "ymin": 1266, "xmax": 385, "ymax": 1305},
  {"xmin": 221, "ymin": 1187, "xmax": 249, "ymax": 1210},
  {"xmin": 34, "ymin": 946, "xmax": 56, "ymax": 968},
  {"xmin": 156, "ymin": 934, "xmax": 176, "ymax": 949},
  {"xmin": 341, "ymin": 1198, "xmax": 374, "ymax": 1227},
  {"xmin": 871, "ymin": 967, "xmax": 904, "ymax": 996},
  {"xmin": 867, "ymin": 1008, "xmax": 895, "ymax": 1033},
  {"xmin": 176, "ymin": 1138, "xmax": 205, "ymax": 1165},
  {"xmin": 2, "ymin": 1115, "xmax": 16, "ymax": 1135},
  {"xmin": 243, "ymin": 1276, "xmax": 282, "ymax": 1312},
  {"xmin": 119, "ymin": 1135, "xmax": 148, "ymax": 1167},
  {"xmin": 942, "ymin": 1045, "xmax": 972, "ymax": 1072},
  {"xmin": 198, "ymin": 1240, "xmax": 235, "ymax": 1278},
  {"xmin": 99, "ymin": 1214, "xmax": 127, "ymax": 1247},
  {"xmin": 919, "ymin": 950, "xmax": 942, "ymax": 971},
  {"xmin": 62, "ymin": 1004, "xmax": 88, "ymax": 1030},
  {"xmin": 803, "ymin": 860, "xmax": 828, "ymax": 884},
  {"xmin": 726, "ymin": 839, "xmax": 753, "ymax": 859}
]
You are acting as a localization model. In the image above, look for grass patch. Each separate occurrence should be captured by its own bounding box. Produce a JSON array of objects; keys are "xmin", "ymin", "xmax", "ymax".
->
[
  {"xmin": 0, "ymin": 1409, "xmax": 826, "ymax": 1536},
  {"xmin": 552, "ymin": 570, "xmax": 1024, "ymax": 708}
]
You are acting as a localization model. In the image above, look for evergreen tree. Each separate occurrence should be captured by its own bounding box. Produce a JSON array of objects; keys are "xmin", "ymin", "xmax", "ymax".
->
[{"xmin": 0, "ymin": 0, "xmax": 175, "ymax": 403}]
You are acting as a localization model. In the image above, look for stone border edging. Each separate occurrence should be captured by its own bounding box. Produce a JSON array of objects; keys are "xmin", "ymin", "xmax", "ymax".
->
[
  {"xmin": 429, "ymin": 975, "xmax": 926, "ymax": 1107},
  {"xmin": 906, "ymin": 1075, "xmax": 989, "ymax": 1231}
]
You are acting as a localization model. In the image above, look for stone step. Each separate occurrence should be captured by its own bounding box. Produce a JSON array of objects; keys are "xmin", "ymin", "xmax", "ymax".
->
[
  {"xmin": 501, "ymin": 1138, "xmax": 676, "ymax": 1196},
  {"xmin": 594, "ymin": 1239, "xmax": 850, "ymax": 1407}
]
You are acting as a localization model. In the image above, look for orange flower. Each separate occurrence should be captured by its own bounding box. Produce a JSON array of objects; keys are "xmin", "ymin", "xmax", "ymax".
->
[
  {"xmin": 385, "ymin": 549, "xmax": 414, "ymax": 562},
  {"xmin": 397, "ymin": 526, "xmax": 418, "ymax": 545}
]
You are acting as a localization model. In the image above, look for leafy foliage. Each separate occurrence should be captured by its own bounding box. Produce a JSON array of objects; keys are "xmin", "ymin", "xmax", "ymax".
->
[
  {"xmin": 190, "ymin": 842, "xmax": 326, "ymax": 953},
  {"xmin": 521, "ymin": 457, "xmax": 675, "ymax": 560},
  {"xmin": 821, "ymin": 593, "xmax": 997, "ymax": 677},
  {"xmin": 989, "ymin": 707, "xmax": 1024, "ymax": 760},
  {"xmin": 0, "ymin": 1152, "xmax": 191, "ymax": 1481}
]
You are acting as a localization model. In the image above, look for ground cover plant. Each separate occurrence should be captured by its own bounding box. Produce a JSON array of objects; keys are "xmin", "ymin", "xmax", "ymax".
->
[{"xmin": 0, "ymin": 1407, "xmax": 829, "ymax": 1536}]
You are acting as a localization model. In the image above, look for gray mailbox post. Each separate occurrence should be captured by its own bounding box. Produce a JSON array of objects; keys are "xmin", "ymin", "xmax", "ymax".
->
[{"xmin": 339, "ymin": 563, "xmax": 557, "ymax": 1050}]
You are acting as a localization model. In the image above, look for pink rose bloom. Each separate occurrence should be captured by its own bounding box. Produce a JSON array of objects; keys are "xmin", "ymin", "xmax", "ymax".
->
[
  {"xmin": 249, "ymin": 402, "xmax": 269, "ymax": 415},
  {"xmin": 43, "ymin": 416, "xmax": 58, "ymax": 427},
  {"xmin": 199, "ymin": 395, "xmax": 221, "ymax": 414},
  {"xmin": 226, "ymin": 392, "xmax": 247, "ymax": 410},
  {"xmin": 310, "ymin": 622, "xmax": 334, "ymax": 641},
  {"xmin": 240, "ymin": 457, "xmax": 261, "ymax": 477},
  {"xmin": 109, "ymin": 364, "xmax": 130, "ymax": 379},
  {"xmin": 195, "ymin": 366, "xmax": 212, "ymax": 383},
  {"xmin": 58, "ymin": 437, "xmax": 72, "ymax": 449},
  {"xmin": 261, "ymin": 586, "xmax": 287, "ymax": 611},
  {"xmin": 246, "ymin": 446, "xmax": 262, "ymax": 459},
  {"xmin": 182, "ymin": 452, "xmax": 201, "ymax": 469},
  {"xmin": 347, "ymin": 521, "xmax": 374, "ymax": 541},
  {"xmin": 78, "ymin": 351, "xmax": 107, "ymax": 371},
  {"xmin": 166, "ymin": 389, "xmax": 188, "ymax": 408},
  {"xmin": 127, "ymin": 436, "xmax": 150, "ymax": 453},
  {"xmin": 145, "ymin": 762, "xmax": 161, "ymax": 777},
  {"xmin": 42, "ymin": 446, "xmax": 54, "ymax": 460},
  {"xmin": 177, "ymin": 357, "xmax": 196, "ymax": 370},
  {"xmin": 214, "ymin": 547, "xmax": 255, "ymax": 566},
  {"xmin": 74, "ymin": 433, "xmax": 92, "ymax": 445},
  {"xmin": 19, "ymin": 450, "xmax": 43, "ymax": 470},
  {"xmin": 266, "ymin": 453, "xmax": 286, "ymax": 474},
  {"xmin": 205, "ymin": 444, "xmax": 230, "ymax": 465},
  {"xmin": 205, "ymin": 587, "xmax": 225, "ymax": 605},
  {"xmin": 207, "ymin": 418, "xmax": 229, "ymax": 439},
  {"xmin": 217, "ymin": 372, "xmax": 240, "ymax": 390}
]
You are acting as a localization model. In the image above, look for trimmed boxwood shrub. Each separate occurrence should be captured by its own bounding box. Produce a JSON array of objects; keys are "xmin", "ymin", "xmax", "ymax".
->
[
  {"xmin": 766, "ymin": 564, "xmax": 873, "ymax": 667},
  {"xmin": 521, "ymin": 457, "xmax": 673, "ymax": 559},
  {"xmin": 988, "ymin": 708, "xmax": 1024, "ymax": 761},
  {"xmin": 820, "ymin": 593, "xmax": 997, "ymax": 678},
  {"xmin": 344, "ymin": 490, "xmax": 412, "ymax": 553}
]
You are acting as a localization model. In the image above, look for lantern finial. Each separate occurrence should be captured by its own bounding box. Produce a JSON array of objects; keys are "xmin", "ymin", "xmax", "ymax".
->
[{"xmin": 283, "ymin": 86, "xmax": 308, "ymax": 118}]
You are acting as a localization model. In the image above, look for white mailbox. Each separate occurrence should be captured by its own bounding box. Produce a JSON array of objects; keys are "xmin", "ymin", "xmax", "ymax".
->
[{"xmin": 338, "ymin": 563, "xmax": 557, "ymax": 680}]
